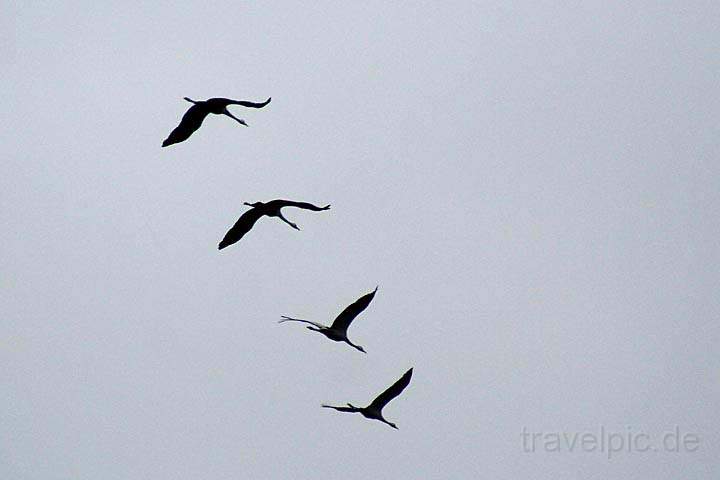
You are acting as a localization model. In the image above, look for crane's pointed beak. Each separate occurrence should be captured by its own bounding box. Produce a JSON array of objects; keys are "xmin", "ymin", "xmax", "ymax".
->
[{"xmin": 224, "ymin": 110, "xmax": 248, "ymax": 126}]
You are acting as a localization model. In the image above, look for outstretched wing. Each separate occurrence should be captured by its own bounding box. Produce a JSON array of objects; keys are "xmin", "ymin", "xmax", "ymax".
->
[
  {"xmin": 330, "ymin": 287, "xmax": 378, "ymax": 332},
  {"xmin": 162, "ymin": 104, "xmax": 210, "ymax": 147},
  {"xmin": 368, "ymin": 368, "xmax": 413, "ymax": 411},
  {"xmin": 270, "ymin": 200, "xmax": 331, "ymax": 211},
  {"xmin": 218, "ymin": 207, "xmax": 265, "ymax": 250},
  {"xmin": 226, "ymin": 97, "xmax": 272, "ymax": 109}
]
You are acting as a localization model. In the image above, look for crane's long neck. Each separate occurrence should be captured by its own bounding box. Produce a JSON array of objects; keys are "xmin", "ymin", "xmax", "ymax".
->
[
  {"xmin": 380, "ymin": 417, "xmax": 398, "ymax": 429},
  {"xmin": 346, "ymin": 339, "xmax": 366, "ymax": 353}
]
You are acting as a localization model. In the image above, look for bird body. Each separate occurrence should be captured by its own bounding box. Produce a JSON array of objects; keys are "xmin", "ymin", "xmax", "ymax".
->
[
  {"xmin": 218, "ymin": 199, "xmax": 330, "ymax": 250},
  {"xmin": 318, "ymin": 328, "xmax": 348, "ymax": 342},
  {"xmin": 162, "ymin": 96, "xmax": 271, "ymax": 147},
  {"xmin": 279, "ymin": 286, "xmax": 378, "ymax": 353},
  {"xmin": 323, "ymin": 368, "xmax": 413, "ymax": 429}
]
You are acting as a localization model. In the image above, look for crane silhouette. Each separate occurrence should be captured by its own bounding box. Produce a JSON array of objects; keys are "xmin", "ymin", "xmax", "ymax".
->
[
  {"xmin": 279, "ymin": 287, "xmax": 378, "ymax": 353},
  {"xmin": 218, "ymin": 199, "xmax": 330, "ymax": 250},
  {"xmin": 322, "ymin": 368, "xmax": 413, "ymax": 429},
  {"xmin": 162, "ymin": 96, "xmax": 271, "ymax": 147}
]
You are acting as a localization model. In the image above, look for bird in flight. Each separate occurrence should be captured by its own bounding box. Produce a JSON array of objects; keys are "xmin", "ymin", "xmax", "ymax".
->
[
  {"xmin": 279, "ymin": 287, "xmax": 378, "ymax": 353},
  {"xmin": 322, "ymin": 368, "xmax": 413, "ymax": 429},
  {"xmin": 218, "ymin": 199, "xmax": 330, "ymax": 250},
  {"xmin": 162, "ymin": 96, "xmax": 271, "ymax": 147}
]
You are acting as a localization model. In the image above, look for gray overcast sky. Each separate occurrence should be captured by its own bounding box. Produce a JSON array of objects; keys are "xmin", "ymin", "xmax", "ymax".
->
[{"xmin": 3, "ymin": 1, "xmax": 719, "ymax": 478}]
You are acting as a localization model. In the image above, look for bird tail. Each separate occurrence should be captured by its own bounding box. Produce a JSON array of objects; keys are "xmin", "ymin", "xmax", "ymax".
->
[
  {"xmin": 277, "ymin": 316, "xmax": 323, "ymax": 329},
  {"xmin": 322, "ymin": 404, "xmax": 358, "ymax": 413}
]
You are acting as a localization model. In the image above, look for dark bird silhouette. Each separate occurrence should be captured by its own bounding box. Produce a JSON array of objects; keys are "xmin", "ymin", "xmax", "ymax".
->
[
  {"xmin": 279, "ymin": 287, "xmax": 378, "ymax": 353},
  {"xmin": 322, "ymin": 368, "xmax": 413, "ymax": 429},
  {"xmin": 162, "ymin": 96, "xmax": 271, "ymax": 147},
  {"xmin": 218, "ymin": 199, "xmax": 330, "ymax": 250}
]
